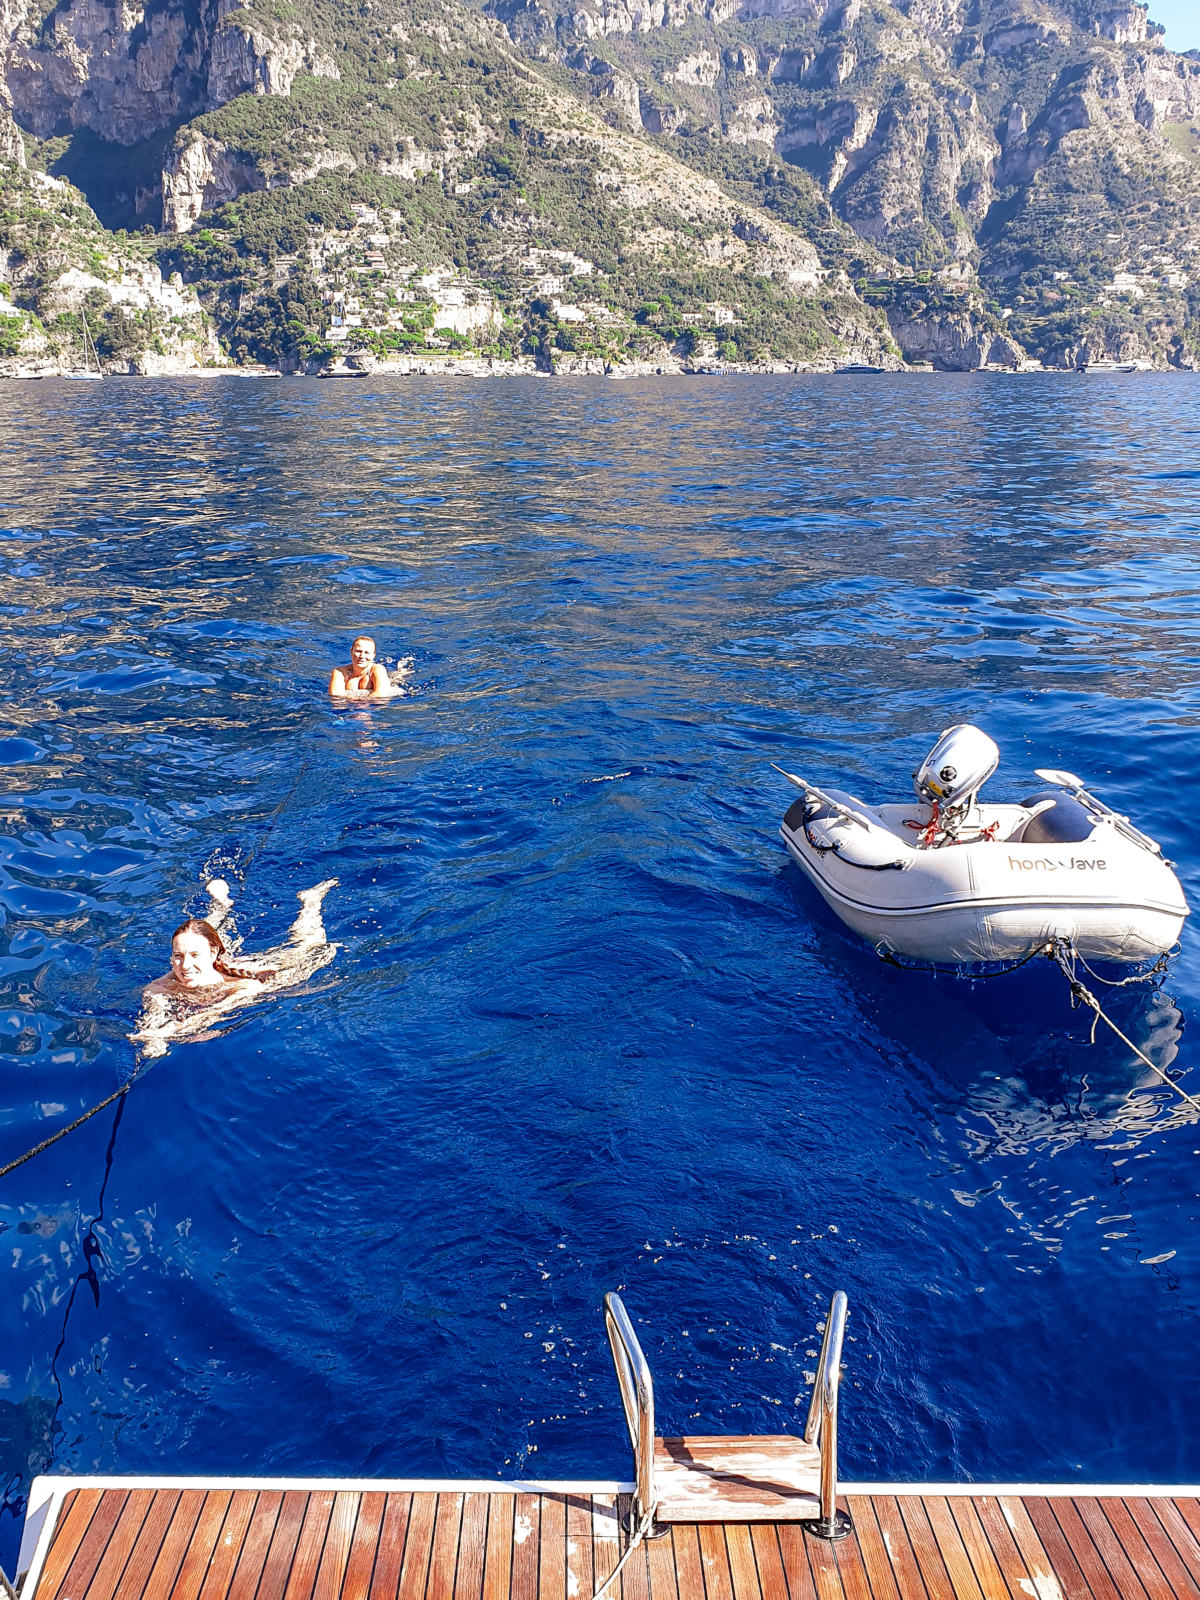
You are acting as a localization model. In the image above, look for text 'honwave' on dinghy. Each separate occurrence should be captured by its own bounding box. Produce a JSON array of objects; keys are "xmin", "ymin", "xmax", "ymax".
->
[{"xmin": 776, "ymin": 725, "xmax": 1189, "ymax": 966}]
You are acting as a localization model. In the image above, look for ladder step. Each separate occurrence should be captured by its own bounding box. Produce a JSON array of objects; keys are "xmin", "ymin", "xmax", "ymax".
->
[{"xmin": 653, "ymin": 1435, "xmax": 821, "ymax": 1522}]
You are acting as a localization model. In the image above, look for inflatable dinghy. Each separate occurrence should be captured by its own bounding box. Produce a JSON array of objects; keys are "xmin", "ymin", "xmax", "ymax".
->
[{"xmin": 778, "ymin": 725, "xmax": 1189, "ymax": 965}]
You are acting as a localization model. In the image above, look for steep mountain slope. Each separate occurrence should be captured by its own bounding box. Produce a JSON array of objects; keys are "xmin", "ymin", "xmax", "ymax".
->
[
  {"xmin": 0, "ymin": 140, "xmax": 217, "ymax": 372},
  {"xmin": 490, "ymin": 0, "xmax": 1200, "ymax": 364},
  {"xmin": 0, "ymin": 0, "xmax": 899, "ymax": 368},
  {"xmin": 0, "ymin": 0, "xmax": 1195, "ymax": 369}
]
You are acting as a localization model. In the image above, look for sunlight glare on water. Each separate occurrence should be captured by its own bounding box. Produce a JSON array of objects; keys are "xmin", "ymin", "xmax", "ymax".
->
[{"xmin": 1, "ymin": 374, "xmax": 1199, "ymax": 1561}]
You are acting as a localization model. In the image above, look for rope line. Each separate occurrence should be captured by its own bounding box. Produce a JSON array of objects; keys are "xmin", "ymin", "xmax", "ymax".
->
[
  {"xmin": 246, "ymin": 755, "xmax": 311, "ymax": 869},
  {"xmin": 0, "ymin": 1064, "xmax": 147, "ymax": 1181},
  {"xmin": 1048, "ymin": 938, "xmax": 1200, "ymax": 1115},
  {"xmin": 880, "ymin": 935, "xmax": 1197, "ymax": 1114},
  {"xmin": 591, "ymin": 1505, "xmax": 655, "ymax": 1600},
  {"xmin": 876, "ymin": 944, "xmax": 1046, "ymax": 979},
  {"xmin": 1069, "ymin": 944, "xmax": 1176, "ymax": 989},
  {"xmin": 201, "ymin": 753, "xmax": 313, "ymax": 896}
]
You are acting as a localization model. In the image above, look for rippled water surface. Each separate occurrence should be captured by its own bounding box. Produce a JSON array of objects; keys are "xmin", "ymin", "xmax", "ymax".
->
[{"xmin": 2, "ymin": 374, "xmax": 1200, "ymax": 1558}]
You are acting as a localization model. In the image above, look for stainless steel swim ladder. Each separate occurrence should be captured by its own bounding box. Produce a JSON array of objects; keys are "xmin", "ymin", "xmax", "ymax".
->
[
  {"xmin": 603, "ymin": 1289, "xmax": 852, "ymax": 1540},
  {"xmin": 604, "ymin": 1292, "xmax": 657, "ymax": 1528}
]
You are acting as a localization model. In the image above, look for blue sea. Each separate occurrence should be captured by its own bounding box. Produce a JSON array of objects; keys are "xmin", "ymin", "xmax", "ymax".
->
[{"xmin": 1, "ymin": 374, "xmax": 1199, "ymax": 1566}]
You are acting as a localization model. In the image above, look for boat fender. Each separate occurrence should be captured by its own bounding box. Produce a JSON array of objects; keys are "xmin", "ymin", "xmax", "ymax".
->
[
  {"xmin": 796, "ymin": 795, "xmax": 908, "ymax": 873},
  {"xmin": 783, "ymin": 797, "xmax": 811, "ymax": 833},
  {"xmin": 1018, "ymin": 791, "xmax": 1096, "ymax": 846}
]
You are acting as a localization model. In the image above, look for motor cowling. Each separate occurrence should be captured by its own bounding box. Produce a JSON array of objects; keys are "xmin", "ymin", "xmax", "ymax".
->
[{"xmin": 913, "ymin": 724, "xmax": 999, "ymax": 810}]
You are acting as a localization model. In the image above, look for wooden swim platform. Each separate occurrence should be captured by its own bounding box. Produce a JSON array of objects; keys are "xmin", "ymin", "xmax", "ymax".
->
[{"xmin": 16, "ymin": 1475, "xmax": 1200, "ymax": 1600}]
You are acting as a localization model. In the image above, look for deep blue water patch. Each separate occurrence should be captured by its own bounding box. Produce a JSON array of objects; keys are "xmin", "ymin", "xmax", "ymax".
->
[{"xmin": 0, "ymin": 374, "xmax": 1199, "ymax": 1565}]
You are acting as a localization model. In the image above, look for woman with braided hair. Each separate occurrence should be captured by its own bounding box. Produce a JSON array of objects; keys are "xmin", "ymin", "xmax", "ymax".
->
[{"xmin": 132, "ymin": 877, "xmax": 338, "ymax": 1056}]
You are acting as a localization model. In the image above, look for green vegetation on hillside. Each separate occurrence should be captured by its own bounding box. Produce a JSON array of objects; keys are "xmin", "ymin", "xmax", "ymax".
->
[
  {"xmin": 0, "ymin": 158, "xmax": 214, "ymax": 368},
  {"xmin": 2, "ymin": 0, "xmax": 1199, "ymax": 369}
]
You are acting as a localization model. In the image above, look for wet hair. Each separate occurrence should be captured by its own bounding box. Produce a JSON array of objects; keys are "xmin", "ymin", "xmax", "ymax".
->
[
  {"xmin": 171, "ymin": 919, "xmax": 275, "ymax": 984},
  {"xmin": 352, "ymin": 635, "xmax": 376, "ymax": 652}
]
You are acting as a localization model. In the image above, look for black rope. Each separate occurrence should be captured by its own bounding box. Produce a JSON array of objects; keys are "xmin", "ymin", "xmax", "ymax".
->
[
  {"xmin": 31, "ymin": 1092, "xmax": 129, "ymax": 1499},
  {"xmin": 200, "ymin": 753, "xmax": 313, "ymax": 897},
  {"xmin": 246, "ymin": 754, "xmax": 311, "ymax": 869},
  {"xmin": 0, "ymin": 1091, "xmax": 130, "ymax": 1554},
  {"xmin": 0, "ymin": 1060, "xmax": 148, "ymax": 1181},
  {"xmin": 879, "ymin": 937, "xmax": 1175, "ymax": 987},
  {"xmin": 876, "ymin": 943, "xmax": 1047, "ymax": 979},
  {"xmin": 801, "ymin": 804, "xmax": 905, "ymax": 873}
]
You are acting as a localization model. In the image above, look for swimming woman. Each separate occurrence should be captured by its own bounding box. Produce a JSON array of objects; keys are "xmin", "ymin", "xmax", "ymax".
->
[
  {"xmin": 132, "ymin": 877, "xmax": 338, "ymax": 1056},
  {"xmin": 329, "ymin": 636, "xmax": 394, "ymax": 697}
]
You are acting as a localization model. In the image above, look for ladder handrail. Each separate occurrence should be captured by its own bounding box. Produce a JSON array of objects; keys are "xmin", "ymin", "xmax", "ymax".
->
[
  {"xmin": 604, "ymin": 1289, "xmax": 849, "ymax": 1539},
  {"xmin": 803, "ymin": 1290, "xmax": 849, "ymax": 1535},
  {"xmin": 603, "ymin": 1292, "xmax": 656, "ymax": 1522}
]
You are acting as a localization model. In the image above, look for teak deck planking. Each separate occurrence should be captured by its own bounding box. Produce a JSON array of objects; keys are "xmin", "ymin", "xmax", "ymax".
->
[
  {"xmin": 22, "ymin": 1483, "xmax": 1200, "ymax": 1600},
  {"xmin": 653, "ymin": 1438, "xmax": 821, "ymax": 1523}
]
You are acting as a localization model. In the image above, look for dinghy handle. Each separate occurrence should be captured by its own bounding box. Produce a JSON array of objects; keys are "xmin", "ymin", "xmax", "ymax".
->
[
  {"xmin": 774, "ymin": 768, "xmax": 907, "ymax": 871},
  {"xmin": 1033, "ymin": 770, "xmax": 1164, "ymax": 857}
]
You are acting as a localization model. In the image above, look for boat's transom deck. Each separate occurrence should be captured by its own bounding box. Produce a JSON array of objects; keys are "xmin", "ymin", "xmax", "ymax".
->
[{"xmin": 18, "ymin": 1478, "xmax": 1200, "ymax": 1600}]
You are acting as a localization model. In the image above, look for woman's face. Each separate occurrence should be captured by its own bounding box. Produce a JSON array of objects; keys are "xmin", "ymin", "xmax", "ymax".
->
[
  {"xmin": 350, "ymin": 637, "xmax": 376, "ymax": 673},
  {"xmin": 171, "ymin": 929, "xmax": 219, "ymax": 988}
]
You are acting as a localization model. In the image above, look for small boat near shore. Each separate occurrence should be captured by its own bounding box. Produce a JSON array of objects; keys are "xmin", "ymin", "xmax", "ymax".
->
[
  {"xmin": 778, "ymin": 724, "xmax": 1189, "ymax": 965},
  {"xmin": 63, "ymin": 308, "xmax": 104, "ymax": 379}
]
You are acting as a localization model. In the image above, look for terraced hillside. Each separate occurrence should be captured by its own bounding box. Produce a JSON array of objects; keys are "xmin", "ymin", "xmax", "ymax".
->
[{"xmin": 0, "ymin": 0, "xmax": 1196, "ymax": 371}]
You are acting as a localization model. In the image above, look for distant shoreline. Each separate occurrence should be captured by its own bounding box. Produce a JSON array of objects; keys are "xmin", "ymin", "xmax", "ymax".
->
[{"xmin": 3, "ymin": 360, "xmax": 1196, "ymax": 380}]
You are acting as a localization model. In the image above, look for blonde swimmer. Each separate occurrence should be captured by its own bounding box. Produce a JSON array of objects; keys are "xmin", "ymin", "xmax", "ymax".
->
[{"xmin": 329, "ymin": 636, "xmax": 394, "ymax": 697}]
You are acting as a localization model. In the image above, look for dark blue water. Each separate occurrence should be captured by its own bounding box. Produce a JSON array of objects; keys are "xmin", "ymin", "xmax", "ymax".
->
[{"xmin": 2, "ymin": 374, "xmax": 1199, "ymax": 1562}]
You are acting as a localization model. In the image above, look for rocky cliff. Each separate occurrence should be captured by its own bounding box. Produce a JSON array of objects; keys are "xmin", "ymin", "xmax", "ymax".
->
[
  {"xmin": 3, "ymin": 0, "xmax": 338, "ymax": 144},
  {"xmin": 0, "ymin": 0, "xmax": 1195, "ymax": 371},
  {"xmin": 0, "ymin": 162, "xmax": 219, "ymax": 372}
]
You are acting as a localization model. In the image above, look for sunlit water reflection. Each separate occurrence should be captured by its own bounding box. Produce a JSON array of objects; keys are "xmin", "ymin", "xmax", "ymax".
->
[{"xmin": 1, "ymin": 374, "xmax": 1199, "ymax": 1561}]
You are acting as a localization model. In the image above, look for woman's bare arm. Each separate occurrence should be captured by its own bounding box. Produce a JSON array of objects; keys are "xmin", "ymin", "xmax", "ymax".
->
[
  {"xmin": 129, "ymin": 978, "xmax": 265, "ymax": 1054},
  {"xmin": 129, "ymin": 987, "xmax": 175, "ymax": 1055},
  {"xmin": 329, "ymin": 668, "xmax": 349, "ymax": 695}
]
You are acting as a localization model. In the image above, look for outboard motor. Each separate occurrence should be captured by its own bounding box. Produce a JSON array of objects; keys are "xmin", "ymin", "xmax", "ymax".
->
[{"xmin": 913, "ymin": 724, "xmax": 999, "ymax": 844}]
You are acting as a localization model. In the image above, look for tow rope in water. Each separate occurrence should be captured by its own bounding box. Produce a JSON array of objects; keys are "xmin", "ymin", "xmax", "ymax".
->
[
  {"xmin": 878, "ymin": 944, "xmax": 1047, "ymax": 979},
  {"xmin": 0, "ymin": 1061, "xmax": 149, "ymax": 1181},
  {"xmin": 879, "ymin": 936, "xmax": 1199, "ymax": 1114},
  {"xmin": 1046, "ymin": 937, "xmax": 1200, "ymax": 1115}
]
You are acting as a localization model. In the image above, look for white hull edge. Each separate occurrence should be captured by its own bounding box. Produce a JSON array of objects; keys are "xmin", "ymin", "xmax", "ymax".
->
[{"xmin": 782, "ymin": 828, "xmax": 1186, "ymax": 964}]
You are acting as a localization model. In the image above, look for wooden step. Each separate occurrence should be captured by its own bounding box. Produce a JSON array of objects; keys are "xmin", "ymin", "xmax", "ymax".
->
[{"xmin": 653, "ymin": 1435, "xmax": 821, "ymax": 1521}]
